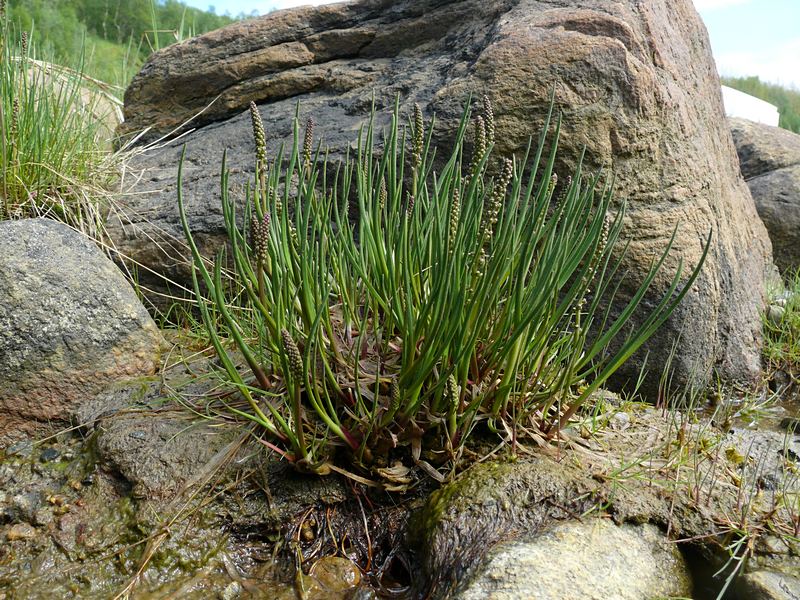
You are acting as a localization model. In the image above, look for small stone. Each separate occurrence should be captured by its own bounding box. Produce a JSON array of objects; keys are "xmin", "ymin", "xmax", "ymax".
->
[
  {"xmin": 456, "ymin": 520, "xmax": 691, "ymax": 600},
  {"xmin": 6, "ymin": 522, "xmax": 37, "ymax": 541},
  {"xmin": 767, "ymin": 304, "xmax": 785, "ymax": 326},
  {"xmin": 0, "ymin": 465, "xmax": 14, "ymax": 485},
  {"xmin": 220, "ymin": 581, "xmax": 242, "ymax": 600},
  {"xmin": 6, "ymin": 440, "xmax": 34, "ymax": 458},
  {"xmin": 758, "ymin": 473, "xmax": 779, "ymax": 491},
  {"xmin": 48, "ymin": 495, "xmax": 67, "ymax": 506},
  {"xmin": 32, "ymin": 507, "xmax": 54, "ymax": 527},
  {"xmin": 309, "ymin": 556, "xmax": 361, "ymax": 592},
  {"xmin": 594, "ymin": 390, "xmax": 623, "ymax": 407},
  {"xmin": 39, "ymin": 447, "xmax": 61, "ymax": 463},
  {"xmin": 610, "ymin": 412, "xmax": 631, "ymax": 431},
  {"xmin": 769, "ymin": 370, "xmax": 792, "ymax": 393},
  {"xmin": 11, "ymin": 492, "xmax": 40, "ymax": 523}
]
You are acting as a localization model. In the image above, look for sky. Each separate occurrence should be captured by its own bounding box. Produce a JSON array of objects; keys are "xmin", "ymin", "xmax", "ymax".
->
[{"xmin": 185, "ymin": 0, "xmax": 800, "ymax": 89}]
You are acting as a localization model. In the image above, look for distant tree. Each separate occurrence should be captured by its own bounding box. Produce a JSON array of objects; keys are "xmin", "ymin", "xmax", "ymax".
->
[
  {"xmin": 8, "ymin": 0, "xmax": 86, "ymax": 61},
  {"xmin": 6, "ymin": 0, "xmax": 238, "ymax": 86}
]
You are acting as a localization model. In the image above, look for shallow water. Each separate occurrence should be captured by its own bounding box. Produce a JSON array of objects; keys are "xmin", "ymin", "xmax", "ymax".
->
[{"xmin": 702, "ymin": 384, "xmax": 800, "ymax": 433}]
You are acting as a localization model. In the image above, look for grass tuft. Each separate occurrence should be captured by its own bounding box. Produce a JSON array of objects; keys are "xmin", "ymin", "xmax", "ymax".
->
[
  {"xmin": 0, "ymin": 13, "xmax": 125, "ymax": 238},
  {"xmin": 179, "ymin": 96, "xmax": 709, "ymax": 486},
  {"xmin": 763, "ymin": 269, "xmax": 800, "ymax": 380}
]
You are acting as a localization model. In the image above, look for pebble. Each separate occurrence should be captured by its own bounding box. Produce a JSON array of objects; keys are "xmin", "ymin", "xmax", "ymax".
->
[
  {"xmin": 766, "ymin": 304, "xmax": 785, "ymax": 326},
  {"xmin": 221, "ymin": 581, "xmax": 242, "ymax": 600},
  {"xmin": 11, "ymin": 493, "xmax": 41, "ymax": 523},
  {"xmin": 610, "ymin": 412, "xmax": 631, "ymax": 431},
  {"xmin": 309, "ymin": 556, "xmax": 361, "ymax": 591},
  {"xmin": 769, "ymin": 369, "xmax": 792, "ymax": 393},
  {"xmin": 5, "ymin": 440, "xmax": 34, "ymax": 459},
  {"xmin": 32, "ymin": 507, "xmax": 54, "ymax": 527},
  {"xmin": 6, "ymin": 523, "xmax": 37, "ymax": 541},
  {"xmin": 758, "ymin": 473, "xmax": 779, "ymax": 491},
  {"xmin": 0, "ymin": 465, "xmax": 14, "ymax": 485},
  {"xmin": 39, "ymin": 448, "xmax": 61, "ymax": 463}
]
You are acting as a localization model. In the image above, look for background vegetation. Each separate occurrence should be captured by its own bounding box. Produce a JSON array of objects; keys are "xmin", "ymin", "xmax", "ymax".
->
[
  {"xmin": 764, "ymin": 271, "xmax": 800, "ymax": 379},
  {"xmin": 5, "ymin": 0, "xmax": 240, "ymax": 88},
  {"xmin": 723, "ymin": 75, "xmax": 800, "ymax": 133},
  {"xmin": 1, "ymin": 7, "xmax": 122, "ymax": 235}
]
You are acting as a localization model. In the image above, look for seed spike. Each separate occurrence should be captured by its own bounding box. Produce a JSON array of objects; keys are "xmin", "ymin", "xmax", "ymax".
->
[
  {"xmin": 251, "ymin": 212, "xmax": 270, "ymax": 263},
  {"xmin": 281, "ymin": 329, "xmax": 304, "ymax": 381},
  {"xmin": 249, "ymin": 101, "xmax": 268, "ymax": 181},
  {"xmin": 412, "ymin": 103, "xmax": 424, "ymax": 170},
  {"xmin": 390, "ymin": 381, "xmax": 401, "ymax": 411},
  {"xmin": 406, "ymin": 194, "xmax": 415, "ymax": 220},
  {"xmin": 482, "ymin": 158, "xmax": 513, "ymax": 237},
  {"xmin": 379, "ymin": 177, "xmax": 388, "ymax": 210},
  {"xmin": 10, "ymin": 97, "xmax": 19, "ymax": 139},
  {"xmin": 469, "ymin": 115, "xmax": 487, "ymax": 176},
  {"xmin": 448, "ymin": 187, "xmax": 460, "ymax": 249},
  {"xmin": 445, "ymin": 375, "xmax": 459, "ymax": 408},
  {"xmin": 547, "ymin": 173, "xmax": 558, "ymax": 198},
  {"xmin": 483, "ymin": 95, "xmax": 495, "ymax": 145},
  {"xmin": 302, "ymin": 117, "xmax": 315, "ymax": 172}
]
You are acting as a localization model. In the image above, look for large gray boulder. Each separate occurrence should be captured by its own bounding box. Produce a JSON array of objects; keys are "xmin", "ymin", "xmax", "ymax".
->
[
  {"xmin": 408, "ymin": 459, "xmax": 598, "ymax": 597},
  {"xmin": 455, "ymin": 519, "xmax": 692, "ymax": 600},
  {"xmin": 737, "ymin": 570, "xmax": 800, "ymax": 600},
  {"xmin": 730, "ymin": 117, "xmax": 800, "ymax": 274},
  {"xmin": 0, "ymin": 218, "xmax": 163, "ymax": 441},
  {"xmin": 112, "ymin": 0, "xmax": 773, "ymax": 394}
]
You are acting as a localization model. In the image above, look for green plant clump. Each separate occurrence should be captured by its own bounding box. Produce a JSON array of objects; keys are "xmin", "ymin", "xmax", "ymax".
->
[
  {"xmin": 0, "ymin": 7, "xmax": 121, "ymax": 236},
  {"xmin": 764, "ymin": 271, "xmax": 800, "ymax": 377},
  {"xmin": 179, "ymin": 97, "xmax": 709, "ymax": 487}
]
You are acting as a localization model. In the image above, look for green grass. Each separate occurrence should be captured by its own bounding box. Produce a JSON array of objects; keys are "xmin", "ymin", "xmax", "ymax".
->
[
  {"xmin": 0, "ymin": 0, "xmax": 239, "ymax": 238},
  {"xmin": 763, "ymin": 270, "xmax": 800, "ymax": 377},
  {"xmin": 6, "ymin": 0, "xmax": 237, "ymax": 93},
  {"xmin": 180, "ymin": 97, "xmax": 709, "ymax": 486},
  {"xmin": 0, "ymin": 10, "xmax": 124, "ymax": 238},
  {"xmin": 82, "ymin": 33, "xmax": 141, "ymax": 91}
]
